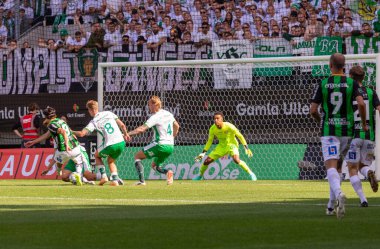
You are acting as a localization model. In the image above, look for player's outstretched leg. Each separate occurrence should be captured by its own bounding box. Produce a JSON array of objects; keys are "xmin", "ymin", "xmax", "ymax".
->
[
  {"xmin": 193, "ymin": 164, "xmax": 208, "ymax": 180},
  {"xmin": 238, "ymin": 160, "xmax": 257, "ymax": 181},
  {"xmin": 135, "ymin": 159, "xmax": 146, "ymax": 186},
  {"xmin": 367, "ymin": 170, "xmax": 378, "ymax": 193},
  {"xmin": 166, "ymin": 170, "xmax": 174, "ymax": 185}
]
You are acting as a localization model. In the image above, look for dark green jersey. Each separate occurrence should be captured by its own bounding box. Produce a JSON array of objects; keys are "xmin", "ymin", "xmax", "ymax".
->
[
  {"xmin": 311, "ymin": 75, "xmax": 362, "ymax": 137},
  {"xmin": 353, "ymin": 86, "xmax": 380, "ymax": 141},
  {"xmin": 47, "ymin": 118, "xmax": 79, "ymax": 152}
]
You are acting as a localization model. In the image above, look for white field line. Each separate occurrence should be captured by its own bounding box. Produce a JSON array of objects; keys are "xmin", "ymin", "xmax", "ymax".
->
[{"xmin": 0, "ymin": 196, "xmax": 379, "ymax": 207}]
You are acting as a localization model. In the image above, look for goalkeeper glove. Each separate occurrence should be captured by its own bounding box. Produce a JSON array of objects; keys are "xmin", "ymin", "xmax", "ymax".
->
[
  {"xmin": 194, "ymin": 152, "xmax": 206, "ymax": 162},
  {"xmin": 245, "ymin": 148, "xmax": 253, "ymax": 158}
]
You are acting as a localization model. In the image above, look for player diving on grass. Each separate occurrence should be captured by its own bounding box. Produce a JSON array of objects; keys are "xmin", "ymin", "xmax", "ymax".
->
[
  {"xmin": 25, "ymin": 106, "xmax": 89, "ymax": 186},
  {"xmin": 127, "ymin": 95, "xmax": 180, "ymax": 186},
  {"xmin": 73, "ymin": 100, "xmax": 130, "ymax": 186},
  {"xmin": 192, "ymin": 112, "xmax": 257, "ymax": 181}
]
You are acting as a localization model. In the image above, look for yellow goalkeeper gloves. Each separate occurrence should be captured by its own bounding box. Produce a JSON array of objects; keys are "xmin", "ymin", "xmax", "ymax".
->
[{"xmin": 245, "ymin": 148, "xmax": 253, "ymax": 158}]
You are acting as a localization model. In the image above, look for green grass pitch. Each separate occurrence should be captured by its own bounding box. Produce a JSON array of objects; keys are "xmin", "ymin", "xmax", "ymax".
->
[{"xmin": 0, "ymin": 180, "xmax": 380, "ymax": 249}]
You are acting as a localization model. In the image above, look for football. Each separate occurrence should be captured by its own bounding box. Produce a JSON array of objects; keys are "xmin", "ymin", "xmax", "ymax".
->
[{"xmin": 110, "ymin": 181, "xmax": 119, "ymax": 186}]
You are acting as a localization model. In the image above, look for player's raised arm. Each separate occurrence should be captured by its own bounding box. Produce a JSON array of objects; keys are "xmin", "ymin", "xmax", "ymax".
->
[
  {"xmin": 128, "ymin": 124, "xmax": 149, "ymax": 137},
  {"xmin": 25, "ymin": 131, "xmax": 51, "ymax": 147},
  {"xmin": 73, "ymin": 128, "xmax": 90, "ymax": 138}
]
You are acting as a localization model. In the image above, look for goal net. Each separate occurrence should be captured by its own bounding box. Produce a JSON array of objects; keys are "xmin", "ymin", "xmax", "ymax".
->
[{"xmin": 98, "ymin": 54, "xmax": 380, "ymax": 181}]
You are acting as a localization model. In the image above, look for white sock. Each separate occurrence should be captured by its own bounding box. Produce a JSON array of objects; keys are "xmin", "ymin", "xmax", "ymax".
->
[
  {"xmin": 327, "ymin": 186, "xmax": 336, "ymax": 209},
  {"xmin": 360, "ymin": 166, "xmax": 370, "ymax": 178},
  {"xmin": 96, "ymin": 172, "xmax": 102, "ymax": 180},
  {"xmin": 350, "ymin": 175, "xmax": 367, "ymax": 203},
  {"xmin": 327, "ymin": 168, "xmax": 342, "ymax": 199}
]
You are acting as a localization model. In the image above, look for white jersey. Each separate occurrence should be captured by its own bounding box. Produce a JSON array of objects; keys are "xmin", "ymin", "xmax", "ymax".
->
[
  {"xmin": 145, "ymin": 109, "xmax": 176, "ymax": 145},
  {"xmin": 85, "ymin": 111, "xmax": 124, "ymax": 150}
]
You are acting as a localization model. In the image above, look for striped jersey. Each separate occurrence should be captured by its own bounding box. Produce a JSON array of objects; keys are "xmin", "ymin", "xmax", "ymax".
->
[
  {"xmin": 353, "ymin": 86, "xmax": 380, "ymax": 141},
  {"xmin": 47, "ymin": 118, "xmax": 79, "ymax": 152},
  {"xmin": 311, "ymin": 75, "xmax": 362, "ymax": 137}
]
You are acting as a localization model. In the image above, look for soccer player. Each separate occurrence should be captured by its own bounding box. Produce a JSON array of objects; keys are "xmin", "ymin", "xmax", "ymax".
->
[
  {"xmin": 26, "ymin": 130, "xmax": 96, "ymax": 185},
  {"xmin": 127, "ymin": 96, "xmax": 180, "ymax": 186},
  {"xmin": 344, "ymin": 65, "xmax": 379, "ymax": 206},
  {"xmin": 28, "ymin": 106, "xmax": 85, "ymax": 185},
  {"xmin": 192, "ymin": 112, "xmax": 257, "ymax": 181},
  {"xmin": 73, "ymin": 100, "xmax": 130, "ymax": 186},
  {"xmin": 310, "ymin": 53, "xmax": 368, "ymax": 219}
]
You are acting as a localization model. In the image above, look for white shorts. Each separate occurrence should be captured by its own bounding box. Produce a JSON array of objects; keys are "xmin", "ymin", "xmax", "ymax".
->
[
  {"xmin": 54, "ymin": 146, "xmax": 82, "ymax": 165},
  {"xmin": 345, "ymin": 138, "xmax": 375, "ymax": 165},
  {"xmin": 321, "ymin": 136, "xmax": 351, "ymax": 162}
]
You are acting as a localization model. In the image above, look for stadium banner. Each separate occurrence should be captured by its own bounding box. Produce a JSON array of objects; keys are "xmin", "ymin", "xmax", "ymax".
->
[
  {"xmin": 346, "ymin": 36, "xmax": 379, "ymax": 86},
  {"xmin": 0, "ymin": 148, "xmax": 56, "ymax": 179},
  {"xmin": 118, "ymin": 144, "xmax": 304, "ymax": 180},
  {"xmin": 312, "ymin": 36, "xmax": 342, "ymax": 76},
  {"xmin": 212, "ymin": 40, "xmax": 253, "ymax": 89},
  {"xmin": 253, "ymin": 38, "xmax": 293, "ymax": 76},
  {"xmin": 0, "ymin": 144, "xmax": 302, "ymax": 180},
  {"xmin": 106, "ymin": 43, "xmax": 211, "ymax": 91},
  {"xmin": 291, "ymin": 37, "xmax": 316, "ymax": 72}
]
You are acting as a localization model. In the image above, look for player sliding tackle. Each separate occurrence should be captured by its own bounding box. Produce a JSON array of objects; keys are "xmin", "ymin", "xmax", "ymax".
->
[{"xmin": 192, "ymin": 112, "xmax": 257, "ymax": 181}]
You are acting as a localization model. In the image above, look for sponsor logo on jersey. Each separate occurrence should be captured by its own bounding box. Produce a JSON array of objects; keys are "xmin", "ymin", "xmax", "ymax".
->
[
  {"xmin": 328, "ymin": 146, "xmax": 337, "ymax": 155},
  {"xmin": 348, "ymin": 152, "xmax": 356, "ymax": 160}
]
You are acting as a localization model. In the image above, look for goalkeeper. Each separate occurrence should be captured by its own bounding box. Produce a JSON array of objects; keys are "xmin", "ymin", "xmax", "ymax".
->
[{"xmin": 193, "ymin": 112, "xmax": 257, "ymax": 181}]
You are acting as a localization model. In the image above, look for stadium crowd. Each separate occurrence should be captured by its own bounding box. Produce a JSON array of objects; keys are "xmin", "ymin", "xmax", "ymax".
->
[{"xmin": 0, "ymin": 0, "xmax": 377, "ymax": 51}]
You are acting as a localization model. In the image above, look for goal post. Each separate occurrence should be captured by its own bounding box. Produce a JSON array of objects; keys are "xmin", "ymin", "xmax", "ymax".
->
[{"xmin": 98, "ymin": 54, "xmax": 380, "ymax": 181}]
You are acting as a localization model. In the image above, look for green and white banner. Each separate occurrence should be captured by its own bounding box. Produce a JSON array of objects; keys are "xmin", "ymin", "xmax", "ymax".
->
[
  {"xmin": 312, "ymin": 36, "xmax": 342, "ymax": 76},
  {"xmin": 346, "ymin": 36, "xmax": 379, "ymax": 86},
  {"xmin": 253, "ymin": 38, "xmax": 293, "ymax": 76},
  {"xmin": 212, "ymin": 40, "xmax": 253, "ymax": 89}
]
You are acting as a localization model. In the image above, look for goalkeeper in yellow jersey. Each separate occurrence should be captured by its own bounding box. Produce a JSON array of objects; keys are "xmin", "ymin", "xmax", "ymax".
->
[{"xmin": 192, "ymin": 112, "xmax": 257, "ymax": 181}]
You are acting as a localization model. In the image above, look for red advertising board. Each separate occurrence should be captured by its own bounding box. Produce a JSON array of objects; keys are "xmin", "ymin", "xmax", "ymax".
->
[{"xmin": 0, "ymin": 148, "xmax": 59, "ymax": 179}]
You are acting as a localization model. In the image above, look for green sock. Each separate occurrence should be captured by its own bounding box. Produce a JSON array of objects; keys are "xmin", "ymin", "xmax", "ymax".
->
[
  {"xmin": 97, "ymin": 165, "xmax": 106, "ymax": 178},
  {"xmin": 200, "ymin": 164, "xmax": 208, "ymax": 176},
  {"xmin": 238, "ymin": 161, "xmax": 253, "ymax": 175}
]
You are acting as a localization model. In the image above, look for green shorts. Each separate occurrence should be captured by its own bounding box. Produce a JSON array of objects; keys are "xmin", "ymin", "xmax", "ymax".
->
[
  {"xmin": 99, "ymin": 141, "xmax": 125, "ymax": 160},
  {"xmin": 208, "ymin": 144, "xmax": 239, "ymax": 160},
  {"xmin": 143, "ymin": 142, "xmax": 174, "ymax": 167},
  {"xmin": 64, "ymin": 147, "xmax": 92, "ymax": 173}
]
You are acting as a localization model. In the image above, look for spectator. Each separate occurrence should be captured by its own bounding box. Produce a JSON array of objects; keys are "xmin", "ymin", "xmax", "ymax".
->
[
  {"xmin": 264, "ymin": 5, "xmax": 281, "ymax": 24},
  {"xmin": 278, "ymin": 0, "xmax": 293, "ymax": 17},
  {"xmin": 317, "ymin": 0, "xmax": 334, "ymax": 20},
  {"xmin": 20, "ymin": 0, "xmax": 34, "ymax": 19},
  {"xmin": 132, "ymin": 22, "xmax": 146, "ymax": 43},
  {"xmin": 186, "ymin": 20, "xmax": 197, "ymax": 38},
  {"xmin": 182, "ymin": 31, "xmax": 194, "ymax": 44},
  {"xmin": 4, "ymin": 10, "xmax": 15, "ymax": 39},
  {"xmin": 121, "ymin": 34, "xmax": 130, "ymax": 45},
  {"xmin": 12, "ymin": 102, "xmax": 41, "ymax": 148},
  {"xmin": 147, "ymin": 22, "xmax": 167, "ymax": 50},
  {"xmin": 222, "ymin": 31, "xmax": 234, "ymax": 40},
  {"xmin": 136, "ymin": 35, "xmax": 147, "ymax": 46},
  {"xmin": 83, "ymin": 0, "xmax": 102, "ymax": 24},
  {"xmin": 232, "ymin": 19, "xmax": 244, "ymax": 39},
  {"xmin": 104, "ymin": 21, "xmax": 122, "ymax": 47},
  {"xmin": 211, "ymin": 8, "xmax": 224, "ymax": 28},
  {"xmin": 38, "ymin": 38, "xmax": 48, "ymax": 48},
  {"xmin": 361, "ymin": 23, "xmax": 374, "ymax": 37},
  {"xmin": 321, "ymin": 14, "xmax": 330, "ymax": 34},
  {"xmin": 122, "ymin": 1, "xmax": 133, "ymax": 23},
  {"xmin": 297, "ymin": 13, "xmax": 307, "ymax": 28},
  {"xmin": 194, "ymin": 22, "xmax": 218, "ymax": 47},
  {"xmin": 304, "ymin": 13, "xmax": 323, "ymax": 41},
  {"xmin": 344, "ymin": 16, "xmax": 360, "ymax": 31},
  {"xmin": 86, "ymin": 22, "xmax": 106, "ymax": 50},
  {"xmin": 167, "ymin": 28, "xmax": 182, "ymax": 44},
  {"xmin": 22, "ymin": 41, "xmax": 30, "ymax": 48},
  {"xmin": 63, "ymin": 0, "xmax": 83, "ymax": 25},
  {"xmin": 67, "ymin": 31, "xmax": 87, "ymax": 52},
  {"xmin": 243, "ymin": 29, "xmax": 256, "ymax": 43},
  {"xmin": 334, "ymin": 15, "xmax": 352, "ymax": 38},
  {"xmin": 178, "ymin": 20, "xmax": 187, "ymax": 37},
  {"xmin": 170, "ymin": 3, "xmax": 184, "ymax": 22},
  {"xmin": 19, "ymin": 8, "xmax": 32, "ymax": 34},
  {"xmin": 104, "ymin": 0, "xmax": 123, "ymax": 15},
  {"xmin": 53, "ymin": 29, "xmax": 69, "ymax": 50},
  {"xmin": 252, "ymin": 15, "xmax": 263, "ymax": 36}
]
